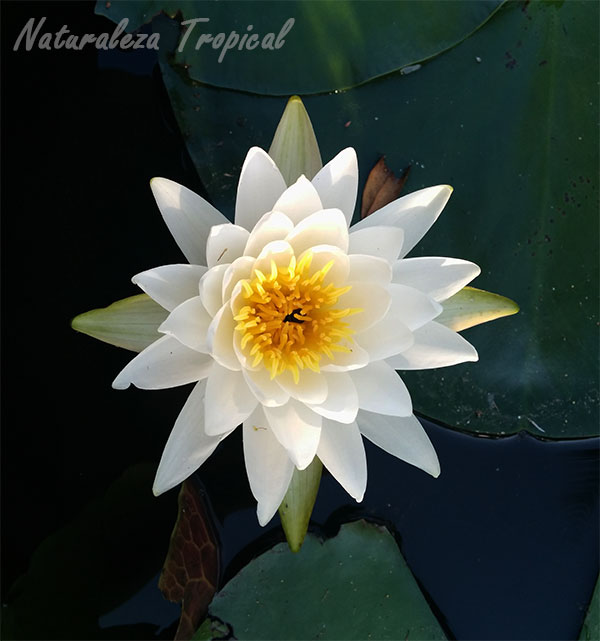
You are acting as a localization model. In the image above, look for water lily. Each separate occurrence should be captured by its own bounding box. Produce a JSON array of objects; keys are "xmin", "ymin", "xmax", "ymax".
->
[{"xmin": 111, "ymin": 145, "xmax": 481, "ymax": 526}]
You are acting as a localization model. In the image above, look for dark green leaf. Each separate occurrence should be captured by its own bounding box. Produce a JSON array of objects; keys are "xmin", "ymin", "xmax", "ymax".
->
[
  {"xmin": 579, "ymin": 575, "xmax": 599, "ymax": 641},
  {"xmin": 207, "ymin": 520, "xmax": 447, "ymax": 640},
  {"xmin": 96, "ymin": 0, "xmax": 503, "ymax": 94}
]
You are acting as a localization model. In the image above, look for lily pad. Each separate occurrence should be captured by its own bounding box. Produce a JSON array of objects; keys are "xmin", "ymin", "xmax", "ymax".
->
[
  {"xmin": 579, "ymin": 575, "xmax": 599, "ymax": 641},
  {"xmin": 206, "ymin": 519, "xmax": 447, "ymax": 640},
  {"xmin": 130, "ymin": 0, "xmax": 597, "ymax": 438},
  {"xmin": 96, "ymin": 0, "xmax": 503, "ymax": 95}
]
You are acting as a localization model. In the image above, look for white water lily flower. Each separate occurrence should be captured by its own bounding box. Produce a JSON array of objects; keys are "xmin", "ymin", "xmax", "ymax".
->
[{"xmin": 113, "ymin": 147, "xmax": 480, "ymax": 526}]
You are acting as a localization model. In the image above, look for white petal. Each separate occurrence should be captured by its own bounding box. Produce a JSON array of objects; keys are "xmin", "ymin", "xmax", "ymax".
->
[
  {"xmin": 386, "ymin": 321, "xmax": 478, "ymax": 370},
  {"xmin": 243, "ymin": 405, "xmax": 294, "ymax": 526},
  {"xmin": 206, "ymin": 303, "xmax": 241, "ymax": 371},
  {"xmin": 297, "ymin": 244, "xmax": 350, "ymax": 285},
  {"xmin": 264, "ymin": 400, "xmax": 322, "ymax": 470},
  {"xmin": 252, "ymin": 240, "xmax": 295, "ymax": 276},
  {"xmin": 317, "ymin": 419, "xmax": 367, "ymax": 501},
  {"xmin": 347, "ymin": 254, "xmax": 392, "ymax": 285},
  {"xmin": 242, "ymin": 367, "xmax": 290, "ymax": 407},
  {"xmin": 235, "ymin": 147, "xmax": 287, "ymax": 230},
  {"xmin": 204, "ymin": 365, "xmax": 257, "ymax": 435},
  {"xmin": 392, "ymin": 257, "xmax": 481, "ymax": 302},
  {"xmin": 112, "ymin": 335, "xmax": 213, "ymax": 390},
  {"xmin": 153, "ymin": 379, "xmax": 233, "ymax": 496},
  {"xmin": 388, "ymin": 284, "xmax": 442, "ymax": 330},
  {"xmin": 355, "ymin": 315, "xmax": 414, "ymax": 361},
  {"xmin": 285, "ymin": 208, "xmax": 349, "ymax": 256},
  {"xmin": 159, "ymin": 296, "xmax": 211, "ymax": 352},
  {"xmin": 348, "ymin": 226, "xmax": 404, "ymax": 263},
  {"xmin": 150, "ymin": 178, "xmax": 228, "ymax": 265},
  {"xmin": 206, "ymin": 224, "xmax": 249, "ymax": 268},
  {"xmin": 339, "ymin": 282, "xmax": 391, "ymax": 332},
  {"xmin": 350, "ymin": 361, "xmax": 412, "ymax": 416},
  {"xmin": 275, "ymin": 369, "xmax": 328, "ymax": 405},
  {"xmin": 199, "ymin": 264, "xmax": 228, "ymax": 317},
  {"xmin": 222, "ymin": 256, "xmax": 255, "ymax": 302},
  {"xmin": 351, "ymin": 185, "xmax": 453, "ymax": 258},
  {"xmin": 243, "ymin": 211, "xmax": 294, "ymax": 258},
  {"xmin": 271, "ymin": 175, "xmax": 324, "ymax": 225},
  {"xmin": 308, "ymin": 371, "xmax": 358, "ymax": 424},
  {"xmin": 311, "ymin": 148, "xmax": 358, "ymax": 226},
  {"xmin": 132, "ymin": 264, "xmax": 207, "ymax": 312},
  {"xmin": 357, "ymin": 410, "xmax": 440, "ymax": 478},
  {"xmin": 321, "ymin": 339, "xmax": 370, "ymax": 372}
]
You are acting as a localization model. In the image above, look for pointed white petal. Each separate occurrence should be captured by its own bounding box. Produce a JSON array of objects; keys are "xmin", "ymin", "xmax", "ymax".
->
[
  {"xmin": 355, "ymin": 315, "xmax": 414, "ymax": 361},
  {"xmin": 386, "ymin": 321, "xmax": 478, "ymax": 370},
  {"xmin": 153, "ymin": 380, "xmax": 234, "ymax": 495},
  {"xmin": 243, "ymin": 405, "xmax": 295, "ymax": 526},
  {"xmin": 243, "ymin": 211, "xmax": 294, "ymax": 257},
  {"xmin": 285, "ymin": 208, "xmax": 349, "ymax": 256},
  {"xmin": 150, "ymin": 177, "xmax": 228, "ymax": 265},
  {"xmin": 348, "ymin": 226, "xmax": 404, "ymax": 263},
  {"xmin": 206, "ymin": 224, "xmax": 249, "ymax": 268},
  {"xmin": 204, "ymin": 365, "xmax": 257, "ymax": 435},
  {"xmin": 317, "ymin": 419, "xmax": 367, "ymax": 501},
  {"xmin": 235, "ymin": 147, "xmax": 287, "ymax": 230},
  {"xmin": 206, "ymin": 303, "xmax": 241, "ymax": 371},
  {"xmin": 242, "ymin": 367, "xmax": 290, "ymax": 407},
  {"xmin": 311, "ymin": 148, "xmax": 358, "ymax": 226},
  {"xmin": 275, "ymin": 369, "xmax": 328, "ymax": 405},
  {"xmin": 340, "ymin": 282, "xmax": 391, "ymax": 332},
  {"xmin": 388, "ymin": 283, "xmax": 442, "ymax": 331},
  {"xmin": 321, "ymin": 339, "xmax": 370, "ymax": 372},
  {"xmin": 112, "ymin": 335, "xmax": 213, "ymax": 390},
  {"xmin": 351, "ymin": 185, "xmax": 453, "ymax": 258},
  {"xmin": 347, "ymin": 254, "xmax": 392, "ymax": 285},
  {"xmin": 264, "ymin": 400, "xmax": 322, "ymax": 470},
  {"xmin": 392, "ymin": 257, "xmax": 481, "ymax": 302},
  {"xmin": 158, "ymin": 296, "xmax": 211, "ymax": 352},
  {"xmin": 271, "ymin": 175, "xmax": 323, "ymax": 225},
  {"xmin": 222, "ymin": 256, "xmax": 255, "ymax": 302},
  {"xmin": 297, "ymin": 244, "xmax": 350, "ymax": 285},
  {"xmin": 308, "ymin": 372, "xmax": 358, "ymax": 424},
  {"xmin": 199, "ymin": 264, "xmax": 228, "ymax": 317},
  {"xmin": 132, "ymin": 264, "xmax": 207, "ymax": 312},
  {"xmin": 350, "ymin": 361, "xmax": 412, "ymax": 416},
  {"xmin": 357, "ymin": 410, "xmax": 440, "ymax": 478}
]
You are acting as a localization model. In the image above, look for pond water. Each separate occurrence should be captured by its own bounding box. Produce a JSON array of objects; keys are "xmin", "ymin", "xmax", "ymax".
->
[{"xmin": 2, "ymin": 3, "xmax": 598, "ymax": 640}]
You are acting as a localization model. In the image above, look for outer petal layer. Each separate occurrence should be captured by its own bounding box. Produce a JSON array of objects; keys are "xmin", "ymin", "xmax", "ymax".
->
[
  {"xmin": 350, "ymin": 361, "xmax": 412, "ymax": 416},
  {"xmin": 153, "ymin": 380, "xmax": 234, "ymax": 496},
  {"xmin": 311, "ymin": 147, "xmax": 358, "ymax": 226},
  {"xmin": 112, "ymin": 335, "xmax": 213, "ymax": 390},
  {"xmin": 357, "ymin": 410, "xmax": 440, "ymax": 478},
  {"xmin": 132, "ymin": 264, "xmax": 207, "ymax": 312},
  {"xmin": 204, "ymin": 365, "xmax": 258, "ymax": 435},
  {"xmin": 386, "ymin": 321, "xmax": 478, "ymax": 370},
  {"xmin": 150, "ymin": 178, "xmax": 229, "ymax": 265},
  {"xmin": 243, "ymin": 405, "xmax": 295, "ymax": 526},
  {"xmin": 317, "ymin": 419, "xmax": 367, "ymax": 501}
]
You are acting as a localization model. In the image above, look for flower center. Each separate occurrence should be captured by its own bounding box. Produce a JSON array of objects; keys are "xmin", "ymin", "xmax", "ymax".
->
[{"xmin": 233, "ymin": 251, "xmax": 362, "ymax": 383}]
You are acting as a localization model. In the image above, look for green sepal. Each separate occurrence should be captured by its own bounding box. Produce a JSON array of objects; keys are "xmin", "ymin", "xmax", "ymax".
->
[
  {"xmin": 278, "ymin": 458, "xmax": 323, "ymax": 553},
  {"xmin": 268, "ymin": 95, "xmax": 323, "ymax": 186},
  {"xmin": 436, "ymin": 286, "xmax": 519, "ymax": 332},
  {"xmin": 71, "ymin": 294, "xmax": 167, "ymax": 352}
]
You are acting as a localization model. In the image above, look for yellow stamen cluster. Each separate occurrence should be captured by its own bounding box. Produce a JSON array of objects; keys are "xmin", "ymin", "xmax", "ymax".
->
[{"xmin": 233, "ymin": 252, "xmax": 362, "ymax": 383}]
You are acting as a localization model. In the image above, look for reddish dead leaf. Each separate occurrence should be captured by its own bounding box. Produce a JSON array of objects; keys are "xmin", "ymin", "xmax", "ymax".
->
[
  {"xmin": 159, "ymin": 479, "xmax": 219, "ymax": 641},
  {"xmin": 361, "ymin": 156, "xmax": 411, "ymax": 218}
]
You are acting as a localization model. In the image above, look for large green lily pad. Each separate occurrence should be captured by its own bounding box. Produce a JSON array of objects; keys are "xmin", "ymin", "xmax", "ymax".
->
[
  {"xmin": 579, "ymin": 575, "xmax": 599, "ymax": 641},
  {"xmin": 118, "ymin": 0, "xmax": 597, "ymax": 438},
  {"xmin": 96, "ymin": 0, "xmax": 503, "ymax": 95},
  {"xmin": 205, "ymin": 519, "xmax": 446, "ymax": 640}
]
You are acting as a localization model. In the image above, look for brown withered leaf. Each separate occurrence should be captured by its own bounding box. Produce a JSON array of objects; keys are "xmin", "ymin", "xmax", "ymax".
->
[
  {"xmin": 159, "ymin": 479, "xmax": 219, "ymax": 641},
  {"xmin": 361, "ymin": 156, "xmax": 411, "ymax": 218}
]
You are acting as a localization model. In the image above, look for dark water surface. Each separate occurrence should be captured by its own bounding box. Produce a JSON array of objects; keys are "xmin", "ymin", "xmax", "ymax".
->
[{"xmin": 2, "ymin": 3, "xmax": 598, "ymax": 640}]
